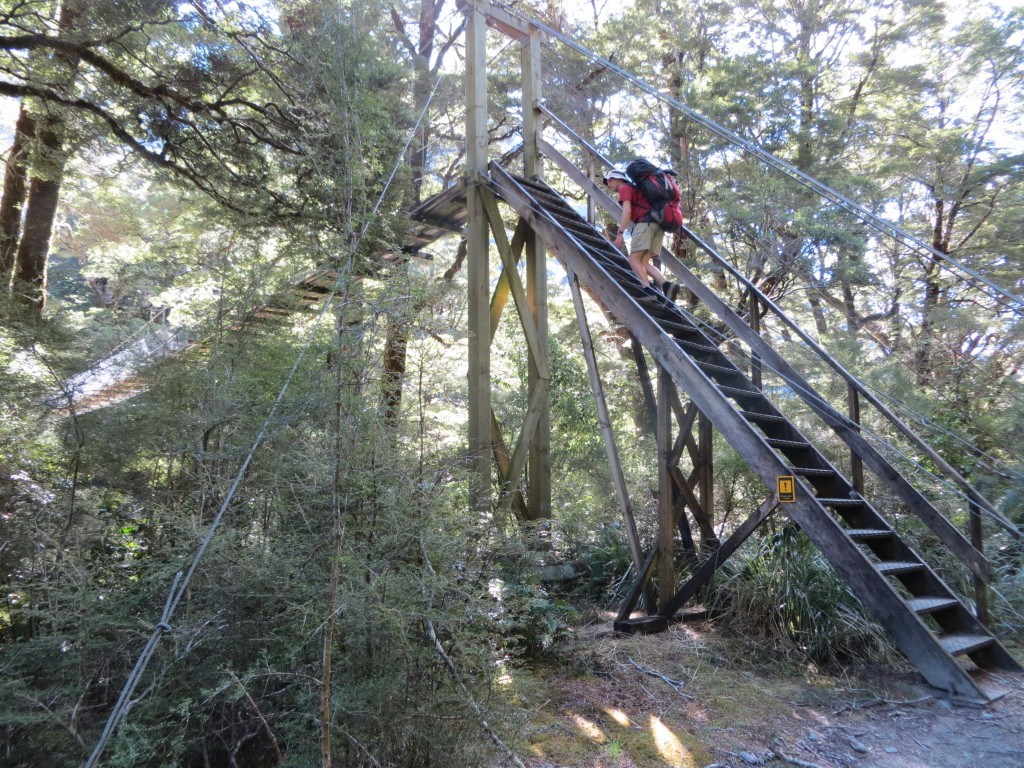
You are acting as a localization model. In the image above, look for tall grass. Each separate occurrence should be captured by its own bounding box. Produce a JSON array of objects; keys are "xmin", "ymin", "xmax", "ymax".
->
[{"xmin": 708, "ymin": 526, "xmax": 896, "ymax": 666}]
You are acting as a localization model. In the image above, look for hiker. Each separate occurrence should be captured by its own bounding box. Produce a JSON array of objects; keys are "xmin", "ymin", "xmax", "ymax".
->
[{"xmin": 602, "ymin": 167, "xmax": 681, "ymax": 301}]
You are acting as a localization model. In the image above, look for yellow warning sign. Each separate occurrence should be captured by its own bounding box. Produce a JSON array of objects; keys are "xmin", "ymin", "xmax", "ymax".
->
[{"xmin": 777, "ymin": 476, "xmax": 796, "ymax": 503}]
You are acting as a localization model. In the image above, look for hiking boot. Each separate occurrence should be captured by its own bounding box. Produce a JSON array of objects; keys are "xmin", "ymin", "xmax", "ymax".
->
[{"xmin": 661, "ymin": 281, "xmax": 681, "ymax": 301}]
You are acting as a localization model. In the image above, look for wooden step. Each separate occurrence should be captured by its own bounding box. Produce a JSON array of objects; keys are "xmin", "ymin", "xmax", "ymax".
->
[
  {"xmin": 817, "ymin": 497, "xmax": 865, "ymax": 507},
  {"xmin": 766, "ymin": 438, "xmax": 812, "ymax": 450},
  {"xmin": 908, "ymin": 597, "xmax": 960, "ymax": 614},
  {"xmin": 939, "ymin": 633, "xmax": 993, "ymax": 656},
  {"xmin": 671, "ymin": 339, "xmax": 720, "ymax": 358},
  {"xmin": 875, "ymin": 561, "xmax": 924, "ymax": 575},
  {"xmin": 660, "ymin": 320, "xmax": 702, "ymax": 337},
  {"xmin": 717, "ymin": 384, "xmax": 763, "ymax": 401},
  {"xmin": 696, "ymin": 361, "xmax": 743, "ymax": 377},
  {"xmin": 790, "ymin": 466, "xmax": 835, "ymax": 477},
  {"xmin": 739, "ymin": 409, "xmax": 787, "ymax": 424},
  {"xmin": 846, "ymin": 528, "xmax": 892, "ymax": 540}
]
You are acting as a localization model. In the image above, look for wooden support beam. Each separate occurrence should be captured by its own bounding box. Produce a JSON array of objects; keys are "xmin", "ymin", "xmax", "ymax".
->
[
  {"xmin": 970, "ymin": 501, "xmax": 989, "ymax": 625},
  {"xmin": 847, "ymin": 385, "xmax": 864, "ymax": 494},
  {"xmin": 749, "ymin": 293, "xmax": 762, "ymax": 390},
  {"xmin": 657, "ymin": 364, "xmax": 675, "ymax": 606},
  {"xmin": 659, "ymin": 496, "xmax": 779, "ymax": 618},
  {"xmin": 669, "ymin": 466, "xmax": 714, "ymax": 544},
  {"xmin": 631, "ymin": 335, "xmax": 657, "ymax": 434},
  {"xmin": 480, "ymin": 189, "xmax": 549, "ymax": 380},
  {"xmin": 567, "ymin": 268, "xmax": 652, "ymax": 609},
  {"xmin": 497, "ymin": 380, "xmax": 550, "ymax": 515},
  {"xmin": 616, "ymin": 546, "xmax": 658, "ymax": 623},
  {"xmin": 489, "ymin": 218, "xmax": 529, "ymax": 340},
  {"xmin": 491, "ymin": 410, "xmax": 529, "ymax": 520},
  {"xmin": 522, "ymin": 30, "xmax": 550, "ymax": 520},
  {"xmin": 699, "ymin": 412, "xmax": 714, "ymax": 538},
  {"xmin": 456, "ymin": 0, "xmax": 537, "ymax": 40},
  {"xmin": 465, "ymin": 2, "xmax": 491, "ymax": 514}
]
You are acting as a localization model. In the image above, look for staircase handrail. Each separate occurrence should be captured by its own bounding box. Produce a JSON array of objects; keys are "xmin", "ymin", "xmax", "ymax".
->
[
  {"xmin": 531, "ymin": 115, "xmax": 1020, "ymax": 538},
  {"xmin": 512, "ymin": 1, "xmax": 1024, "ymax": 313}
]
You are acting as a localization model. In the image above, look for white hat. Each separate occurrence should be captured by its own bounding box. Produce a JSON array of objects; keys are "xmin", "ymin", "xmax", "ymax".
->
[{"xmin": 602, "ymin": 169, "xmax": 629, "ymax": 185}]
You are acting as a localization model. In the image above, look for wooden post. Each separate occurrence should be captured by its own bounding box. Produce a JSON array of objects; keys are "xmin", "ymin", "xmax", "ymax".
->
[
  {"xmin": 698, "ymin": 411, "xmax": 714, "ymax": 543},
  {"xmin": 465, "ymin": 1, "xmax": 492, "ymax": 515},
  {"xmin": 567, "ymin": 269, "xmax": 651, "ymax": 609},
  {"xmin": 749, "ymin": 293, "xmax": 762, "ymax": 390},
  {"xmin": 848, "ymin": 385, "xmax": 864, "ymax": 494},
  {"xmin": 658, "ymin": 364, "xmax": 675, "ymax": 604},
  {"xmin": 970, "ymin": 501, "xmax": 989, "ymax": 625},
  {"xmin": 522, "ymin": 29, "xmax": 550, "ymax": 521},
  {"xmin": 587, "ymin": 154, "xmax": 596, "ymax": 224}
]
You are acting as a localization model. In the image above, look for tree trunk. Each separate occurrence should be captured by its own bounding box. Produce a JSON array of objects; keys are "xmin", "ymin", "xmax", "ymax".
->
[
  {"xmin": 914, "ymin": 197, "xmax": 948, "ymax": 383},
  {"xmin": 380, "ymin": 1, "xmax": 442, "ymax": 422},
  {"xmin": 9, "ymin": 0, "xmax": 84, "ymax": 314},
  {"xmin": 12, "ymin": 119, "xmax": 67, "ymax": 315},
  {"xmin": 0, "ymin": 105, "xmax": 36, "ymax": 279}
]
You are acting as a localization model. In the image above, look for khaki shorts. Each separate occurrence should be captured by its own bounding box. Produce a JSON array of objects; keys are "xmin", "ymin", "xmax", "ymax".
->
[{"xmin": 630, "ymin": 222, "xmax": 664, "ymax": 255}]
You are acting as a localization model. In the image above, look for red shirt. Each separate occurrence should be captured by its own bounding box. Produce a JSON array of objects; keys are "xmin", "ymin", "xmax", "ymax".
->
[{"xmin": 618, "ymin": 182, "xmax": 652, "ymax": 223}]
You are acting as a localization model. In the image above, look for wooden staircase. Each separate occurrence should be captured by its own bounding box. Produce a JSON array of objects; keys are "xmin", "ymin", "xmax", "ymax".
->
[{"xmin": 488, "ymin": 163, "xmax": 1022, "ymax": 701}]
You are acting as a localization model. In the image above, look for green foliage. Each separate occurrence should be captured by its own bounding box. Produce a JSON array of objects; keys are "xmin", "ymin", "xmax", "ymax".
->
[{"xmin": 709, "ymin": 527, "xmax": 895, "ymax": 666}]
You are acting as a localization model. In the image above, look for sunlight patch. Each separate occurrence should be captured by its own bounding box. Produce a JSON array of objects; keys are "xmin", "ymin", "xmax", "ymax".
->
[
  {"xmin": 650, "ymin": 715, "xmax": 691, "ymax": 767},
  {"xmin": 569, "ymin": 711, "xmax": 607, "ymax": 744},
  {"xmin": 603, "ymin": 707, "xmax": 634, "ymax": 728}
]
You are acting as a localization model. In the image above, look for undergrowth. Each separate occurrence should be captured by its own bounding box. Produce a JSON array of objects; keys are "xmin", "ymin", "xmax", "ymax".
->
[{"xmin": 706, "ymin": 526, "xmax": 896, "ymax": 667}]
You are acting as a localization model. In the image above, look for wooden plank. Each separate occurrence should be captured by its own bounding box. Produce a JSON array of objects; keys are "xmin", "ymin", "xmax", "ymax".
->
[
  {"xmin": 489, "ymin": 218, "xmax": 529, "ymax": 341},
  {"xmin": 658, "ymin": 364, "xmax": 675, "ymax": 604},
  {"xmin": 568, "ymin": 269, "xmax": 652, "ymax": 610},
  {"xmin": 465, "ymin": 8, "xmax": 491, "ymax": 515},
  {"xmin": 659, "ymin": 496, "xmax": 779, "ymax": 618},
  {"xmin": 481, "ymin": 188, "xmax": 550, "ymax": 381}
]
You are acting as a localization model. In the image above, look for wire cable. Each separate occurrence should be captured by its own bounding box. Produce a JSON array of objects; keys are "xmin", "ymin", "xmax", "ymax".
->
[
  {"xmin": 82, "ymin": 71, "xmax": 445, "ymax": 768},
  {"xmin": 669, "ymin": 300, "xmax": 1022, "ymax": 535},
  {"xmin": 495, "ymin": 1, "xmax": 1024, "ymax": 314}
]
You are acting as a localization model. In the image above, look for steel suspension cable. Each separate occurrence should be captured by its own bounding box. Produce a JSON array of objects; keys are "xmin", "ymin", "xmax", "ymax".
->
[
  {"xmin": 672, "ymin": 302, "xmax": 1023, "ymax": 535},
  {"xmin": 82, "ymin": 72, "xmax": 445, "ymax": 768},
  {"xmin": 493, "ymin": 1, "xmax": 1024, "ymax": 314}
]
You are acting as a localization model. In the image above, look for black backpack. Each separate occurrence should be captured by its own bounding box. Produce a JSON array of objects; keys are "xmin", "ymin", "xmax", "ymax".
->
[{"xmin": 625, "ymin": 158, "xmax": 684, "ymax": 233}]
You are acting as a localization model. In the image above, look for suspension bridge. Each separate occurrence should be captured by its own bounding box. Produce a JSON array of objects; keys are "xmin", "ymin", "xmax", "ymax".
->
[{"xmin": 76, "ymin": 6, "xmax": 1024, "ymax": 760}]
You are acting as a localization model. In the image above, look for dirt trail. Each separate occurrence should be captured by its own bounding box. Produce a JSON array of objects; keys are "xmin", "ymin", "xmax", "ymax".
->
[{"xmin": 507, "ymin": 615, "xmax": 1024, "ymax": 768}]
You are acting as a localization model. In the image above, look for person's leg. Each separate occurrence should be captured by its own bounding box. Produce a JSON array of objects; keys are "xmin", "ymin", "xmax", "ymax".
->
[
  {"xmin": 627, "ymin": 249, "xmax": 650, "ymax": 284},
  {"xmin": 644, "ymin": 256, "xmax": 668, "ymax": 287},
  {"xmin": 629, "ymin": 224, "xmax": 658, "ymax": 287},
  {"xmin": 642, "ymin": 225, "xmax": 680, "ymax": 299}
]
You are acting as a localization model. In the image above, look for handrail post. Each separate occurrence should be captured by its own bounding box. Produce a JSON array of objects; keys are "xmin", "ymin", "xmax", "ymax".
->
[
  {"xmin": 848, "ymin": 386, "xmax": 864, "ymax": 494},
  {"xmin": 749, "ymin": 293, "xmax": 762, "ymax": 390},
  {"xmin": 970, "ymin": 501, "xmax": 989, "ymax": 625}
]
